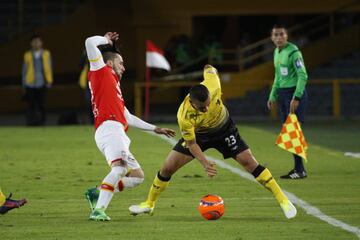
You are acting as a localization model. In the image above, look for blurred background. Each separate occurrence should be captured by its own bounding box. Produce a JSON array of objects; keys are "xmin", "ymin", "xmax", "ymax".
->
[{"xmin": 0, "ymin": 0, "xmax": 359, "ymax": 125}]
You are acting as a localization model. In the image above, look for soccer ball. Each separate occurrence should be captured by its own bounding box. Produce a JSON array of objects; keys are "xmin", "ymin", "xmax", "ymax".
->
[{"xmin": 198, "ymin": 194, "xmax": 224, "ymax": 220}]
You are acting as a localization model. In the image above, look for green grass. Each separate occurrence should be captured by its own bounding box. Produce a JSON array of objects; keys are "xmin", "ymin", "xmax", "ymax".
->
[{"xmin": 0, "ymin": 121, "xmax": 359, "ymax": 240}]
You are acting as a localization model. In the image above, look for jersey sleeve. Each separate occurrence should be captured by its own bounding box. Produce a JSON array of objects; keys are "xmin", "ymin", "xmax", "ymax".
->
[
  {"xmin": 291, "ymin": 51, "xmax": 308, "ymax": 99},
  {"xmin": 269, "ymin": 75, "xmax": 280, "ymax": 102},
  {"xmin": 124, "ymin": 107, "xmax": 156, "ymax": 131},
  {"xmin": 269, "ymin": 49, "xmax": 280, "ymax": 101},
  {"xmin": 201, "ymin": 66, "xmax": 221, "ymax": 93},
  {"xmin": 85, "ymin": 36, "xmax": 109, "ymax": 71}
]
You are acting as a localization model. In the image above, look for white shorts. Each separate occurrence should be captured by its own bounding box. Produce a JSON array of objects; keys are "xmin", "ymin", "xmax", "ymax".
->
[{"xmin": 95, "ymin": 120, "xmax": 140, "ymax": 170}]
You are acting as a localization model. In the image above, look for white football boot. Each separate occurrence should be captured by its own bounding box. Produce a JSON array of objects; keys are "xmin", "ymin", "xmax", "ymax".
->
[
  {"xmin": 129, "ymin": 202, "xmax": 154, "ymax": 216},
  {"xmin": 280, "ymin": 199, "xmax": 297, "ymax": 219}
]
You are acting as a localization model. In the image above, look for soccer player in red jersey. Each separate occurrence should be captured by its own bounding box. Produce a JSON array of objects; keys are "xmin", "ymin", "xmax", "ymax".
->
[{"xmin": 84, "ymin": 32, "xmax": 175, "ymax": 221}]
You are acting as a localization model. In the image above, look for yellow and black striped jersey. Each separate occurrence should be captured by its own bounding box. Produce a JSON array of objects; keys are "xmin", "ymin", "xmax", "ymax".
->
[{"xmin": 177, "ymin": 66, "xmax": 228, "ymax": 141}]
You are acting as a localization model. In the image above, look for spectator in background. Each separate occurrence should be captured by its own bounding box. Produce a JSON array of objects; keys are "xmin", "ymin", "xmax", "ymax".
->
[
  {"xmin": 174, "ymin": 34, "xmax": 192, "ymax": 67},
  {"xmin": 79, "ymin": 50, "xmax": 94, "ymax": 124},
  {"xmin": 22, "ymin": 35, "xmax": 53, "ymax": 126},
  {"xmin": 198, "ymin": 35, "xmax": 223, "ymax": 64},
  {"xmin": 267, "ymin": 24, "xmax": 309, "ymax": 179}
]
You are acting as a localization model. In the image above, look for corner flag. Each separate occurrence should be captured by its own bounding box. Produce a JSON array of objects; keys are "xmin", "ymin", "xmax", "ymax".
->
[
  {"xmin": 276, "ymin": 114, "xmax": 308, "ymax": 161},
  {"xmin": 146, "ymin": 40, "xmax": 171, "ymax": 71},
  {"xmin": 144, "ymin": 40, "xmax": 171, "ymax": 119}
]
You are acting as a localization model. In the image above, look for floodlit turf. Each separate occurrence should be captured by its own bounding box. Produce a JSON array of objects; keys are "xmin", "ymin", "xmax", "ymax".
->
[{"xmin": 0, "ymin": 121, "xmax": 359, "ymax": 239}]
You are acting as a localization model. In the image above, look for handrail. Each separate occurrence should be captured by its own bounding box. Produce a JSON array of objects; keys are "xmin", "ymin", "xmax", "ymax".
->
[
  {"xmin": 238, "ymin": 15, "xmax": 328, "ymax": 54},
  {"xmin": 164, "ymin": 1, "xmax": 360, "ymax": 76},
  {"xmin": 208, "ymin": 14, "xmax": 358, "ymax": 70}
]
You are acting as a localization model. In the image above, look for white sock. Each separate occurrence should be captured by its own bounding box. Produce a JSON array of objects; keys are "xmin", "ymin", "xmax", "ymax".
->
[{"xmin": 95, "ymin": 166, "xmax": 127, "ymax": 210}]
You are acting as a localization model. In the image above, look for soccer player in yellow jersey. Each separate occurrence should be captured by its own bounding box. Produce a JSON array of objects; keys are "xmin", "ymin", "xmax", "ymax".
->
[
  {"xmin": 129, "ymin": 65, "xmax": 297, "ymax": 219},
  {"xmin": 0, "ymin": 188, "xmax": 27, "ymax": 214}
]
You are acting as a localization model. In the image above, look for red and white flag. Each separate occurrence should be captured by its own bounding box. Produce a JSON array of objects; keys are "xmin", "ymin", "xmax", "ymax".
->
[{"xmin": 146, "ymin": 40, "xmax": 170, "ymax": 71}]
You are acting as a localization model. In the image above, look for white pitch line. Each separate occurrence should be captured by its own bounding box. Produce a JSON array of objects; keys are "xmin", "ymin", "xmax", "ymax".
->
[{"xmin": 149, "ymin": 132, "xmax": 360, "ymax": 239}]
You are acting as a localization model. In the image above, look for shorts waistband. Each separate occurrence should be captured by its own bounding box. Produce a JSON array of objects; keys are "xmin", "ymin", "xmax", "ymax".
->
[
  {"xmin": 196, "ymin": 116, "xmax": 233, "ymax": 137},
  {"xmin": 278, "ymin": 87, "xmax": 296, "ymax": 92}
]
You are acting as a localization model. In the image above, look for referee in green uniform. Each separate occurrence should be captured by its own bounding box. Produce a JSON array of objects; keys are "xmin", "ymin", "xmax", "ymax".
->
[{"xmin": 267, "ymin": 24, "xmax": 308, "ymax": 179}]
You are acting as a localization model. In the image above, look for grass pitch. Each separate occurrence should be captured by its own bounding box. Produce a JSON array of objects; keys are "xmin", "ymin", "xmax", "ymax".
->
[{"xmin": 0, "ymin": 120, "xmax": 359, "ymax": 240}]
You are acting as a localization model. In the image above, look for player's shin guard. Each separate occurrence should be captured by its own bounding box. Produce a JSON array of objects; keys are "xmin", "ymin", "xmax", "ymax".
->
[
  {"xmin": 253, "ymin": 165, "xmax": 287, "ymax": 204},
  {"xmin": 145, "ymin": 172, "xmax": 170, "ymax": 208},
  {"xmin": 95, "ymin": 166, "xmax": 127, "ymax": 210}
]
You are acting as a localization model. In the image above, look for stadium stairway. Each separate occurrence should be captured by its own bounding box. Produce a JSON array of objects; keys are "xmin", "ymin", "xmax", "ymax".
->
[{"xmin": 220, "ymin": 23, "xmax": 360, "ymax": 101}]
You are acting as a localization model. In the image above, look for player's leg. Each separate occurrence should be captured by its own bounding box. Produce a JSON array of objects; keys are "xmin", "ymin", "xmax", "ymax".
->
[
  {"xmin": 116, "ymin": 167, "xmax": 144, "ymax": 192},
  {"xmin": 129, "ymin": 149, "xmax": 193, "ymax": 215},
  {"xmin": 86, "ymin": 161, "xmax": 144, "ymax": 213},
  {"xmin": 88, "ymin": 121, "xmax": 128, "ymax": 221},
  {"xmin": 0, "ymin": 190, "xmax": 27, "ymax": 215},
  {"xmin": 148, "ymin": 150, "xmax": 194, "ymax": 206},
  {"xmin": 291, "ymin": 90, "xmax": 308, "ymax": 178},
  {"xmin": 37, "ymin": 86, "xmax": 47, "ymax": 125},
  {"xmin": 25, "ymin": 87, "xmax": 37, "ymax": 125},
  {"xmin": 278, "ymin": 88, "xmax": 307, "ymax": 179},
  {"xmin": 0, "ymin": 189, "xmax": 5, "ymax": 206},
  {"xmin": 89, "ymin": 160, "xmax": 127, "ymax": 221},
  {"xmin": 234, "ymin": 149, "xmax": 297, "ymax": 219}
]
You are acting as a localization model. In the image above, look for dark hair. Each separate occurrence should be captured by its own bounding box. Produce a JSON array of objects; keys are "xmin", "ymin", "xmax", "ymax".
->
[
  {"xmin": 102, "ymin": 51, "xmax": 121, "ymax": 63},
  {"xmin": 272, "ymin": 24, "xmax": 288, "ymax": 31},
  {"xmin": 189, "ymin": 84, "xmax": 209, "ymax": 102},
  {"xmin": 30, "ymin": 34, "xmax": 41, "ymax": 41},
  {"xmin": 98, "ymin": 44, "xmax": 121, "ymax": 63}
]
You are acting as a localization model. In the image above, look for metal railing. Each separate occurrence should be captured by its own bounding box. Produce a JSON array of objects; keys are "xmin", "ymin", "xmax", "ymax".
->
[
  {"xmin": 134, "ymin": 79, "xmax": 360, "ymax": 118},
  {"xmin": 208, "ymin": 14, "xmax": 358, "ymax": 71}
]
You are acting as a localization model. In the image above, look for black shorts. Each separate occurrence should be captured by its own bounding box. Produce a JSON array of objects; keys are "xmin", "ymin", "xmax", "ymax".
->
[{"xmin": 173, "ymin": 117, "xmax": 249, "ymax": 159}]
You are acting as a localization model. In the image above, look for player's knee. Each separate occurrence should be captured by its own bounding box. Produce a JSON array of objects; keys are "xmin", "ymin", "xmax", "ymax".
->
[
  {"xmin": 122, "ymin": 177, "xmax": 144, "ymax": 189},
  {"xmin": 127, "ymin": 168, "xmax": 144, "ymax": 178},
  {"xmin": 236, "ymin": 150, "xmax": 258, "ymax": 171},
  {"xmin": 111, "ymin": 166, "xmax": 127, "ymax": 178}
]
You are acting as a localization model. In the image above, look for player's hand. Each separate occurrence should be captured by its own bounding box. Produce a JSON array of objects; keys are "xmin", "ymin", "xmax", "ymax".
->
[
  {"xmin": 290, "ymin": 99, "xmax": 299, "ymax": 113},
  {"xmin": 204, "ymin": 64, "xmax": 213, "ymax": 69},
  {"xmin": 104, "ymin": 32, "xmax": 119, "ymax": 46},
  {"xmin": 267, "ymin": 100, "xmax": 276, "ymax": 110},
  {"xmin": 154, "ymin": 127, "xmax": 176, "ymax": 138},
  {"xmin": 204, "ymin": 161, "xmax": 217, "ymax": 178}
]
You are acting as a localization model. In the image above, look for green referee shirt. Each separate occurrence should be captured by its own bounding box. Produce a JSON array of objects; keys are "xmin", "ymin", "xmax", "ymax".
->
[{"xmin": 269, "ymin": 42, "xmax": 308, "ymax": 101}]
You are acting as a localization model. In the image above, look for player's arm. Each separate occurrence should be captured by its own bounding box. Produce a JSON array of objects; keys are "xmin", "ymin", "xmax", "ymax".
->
[
  {"xmin": 85, "ymin": 36, "xmax": 108, "ymax": 71},
  {"xmin": 201, "ymin": 64, "xmax": 221, "ymax": 92},
  {"xmin": 291, "ymin": 51, "xmax": 308, "ymax": 100},
  {"xmin": 267, "ymin": 76, "xmax": 280, "ymax": 110},
  {"xmin": 290, "ymin": 51, "xmax": 308, "ymax": 113},
  {"xmin": 85, "ymin": 32, "xmax": 118, "ymax": 71},
  {"xmin": 267, "ymin": 50, "xmax": 280, "ymax": 110},
  {"xmin": 186, "ymin": 139, "xmax": 217, "ymax": 177},
  {"xmin": 124, "ymin": 108, "xmax": 175, "ymax": 138}
]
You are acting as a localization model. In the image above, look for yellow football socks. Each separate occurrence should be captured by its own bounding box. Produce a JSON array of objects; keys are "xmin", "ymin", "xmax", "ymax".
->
[
  {"xmin": 256, "ymin": 168, "xmax": 288, "ymax": 204},
  {"xmin": 145, "ymin": 174, "xmax": 170, "ymax": 208},
  {"xmin": 0, "ymin": 189, "xmax": 6, "ymax": 206}
]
